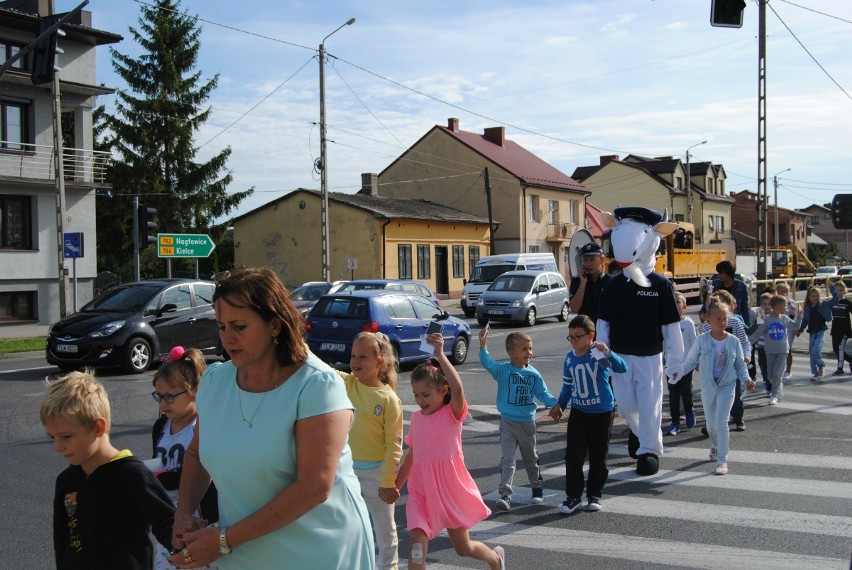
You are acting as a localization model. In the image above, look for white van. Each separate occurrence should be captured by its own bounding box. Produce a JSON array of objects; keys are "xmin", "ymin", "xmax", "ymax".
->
[{"xmin": 460, "ymin": 253, "xmax": 558, "ymax": 317}]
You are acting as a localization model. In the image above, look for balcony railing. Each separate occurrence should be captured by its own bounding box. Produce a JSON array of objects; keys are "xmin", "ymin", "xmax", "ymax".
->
[
  {"xmin": 0, "ymin": 141, "xmax": 109, "ymax": 184},
  {"xmin": 547, "ymin": 222, "xmax": 578, "ymax": 241}
]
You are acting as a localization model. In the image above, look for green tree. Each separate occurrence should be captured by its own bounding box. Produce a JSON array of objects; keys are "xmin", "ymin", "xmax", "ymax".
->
[{"xmin": 101, "ymin": 0, "xmax": 252, "ymax": 279}]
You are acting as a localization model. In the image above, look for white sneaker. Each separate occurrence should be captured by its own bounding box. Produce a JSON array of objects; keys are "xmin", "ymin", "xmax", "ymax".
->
[
  {"xmin": 714, "ymin": 463, "xmax": 729, "ymax": 475},
  {"xmin": 768, "ymin": 397, "xmax": 778, "ymax": 405},
  {"xmin": 783, "ymin": 371, "xmax": 792, "ymax": 380}
]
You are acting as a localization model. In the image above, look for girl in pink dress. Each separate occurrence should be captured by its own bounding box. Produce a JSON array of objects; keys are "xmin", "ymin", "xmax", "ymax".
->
[{"xmin": 395, "ymin": 333, "xmax": 506, "ymax": 570}]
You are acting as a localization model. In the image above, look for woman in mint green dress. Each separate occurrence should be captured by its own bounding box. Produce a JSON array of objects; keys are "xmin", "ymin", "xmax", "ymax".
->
[{"xmin": 169, "ymin": 268, "xmax": 374, "ymax": 569}]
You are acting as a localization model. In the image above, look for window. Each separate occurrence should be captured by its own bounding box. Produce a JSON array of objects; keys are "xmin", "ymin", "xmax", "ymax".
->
[
  {"xmin": 0, "ymin": 195, "xmax": 32, "ymax": 249},
  {"xmin": 719, "ymin": 180, "xmax": 725, "ymax": 195},
  {"xmin": 416, "ymin": 244, "xmax": 430, "ymax": 279},
  {"xmin": 708, "ymin": 216, "xmax": 715, "ymax": 231},
  {"xmin": 547, "ymin": 200, "xmax": 558, "ymax": 224},
  {"xmin": 716, "ymin": 216, "xmax": 725, "ymax": 232},
  {"xmin": 0, "ymin": 42, "xmax": 26, "ymax": 70},
  {"xmin": 0, "ymin": 290, "xmax": 35, "ymax": 321},
  {"xmin": 383, "ymin": 296, "xmax": 417, "ymax": 319},
  {"xmin": 0, "ymin": 101, "xmax": 27, "ymax": 150},
  {"xmin": 675, "ymin": 176, "xmax": 683, "ymax": 190},
  {"xmin": 160, "ymin": 285, "xmax": 193, "ymax": 311},
  {"xmin": 193, "ymin": 282, "xmax": 215, "ymax": 307},
  {"xmin": 452, "ymin": 245, "xmax": 464, "ymax": 278},
  {"xmin": 398, "ymin": 244, "xmax": 412, "ymax": 279},
  {"xmin": 528, "ymin": 195, "xmax": 539, "ymax": 222},
  {"xmin": 674, "ymin": 214, "xmax": 684, "ymax": 222},
  {"xmin": 569, "ymin": 200, "xmax": 579, "ymax": 224},
  {"xmin": 468, "ymin": 246, "xmax": 480, "ymax": 270},
  {"xmin": 528, "ymin": 245, "xmax": 539, "ymax": 253}
]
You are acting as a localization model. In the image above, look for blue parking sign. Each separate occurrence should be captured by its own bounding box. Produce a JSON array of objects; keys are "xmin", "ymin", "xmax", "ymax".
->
[{"xmin": 64, "ymin": 232, "xmax": 84, "ymax": 259}]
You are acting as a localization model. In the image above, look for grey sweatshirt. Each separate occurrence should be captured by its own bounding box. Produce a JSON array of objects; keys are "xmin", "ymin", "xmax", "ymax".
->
[{"xmin": 748, "ymin": 313, "xmax": 801, "ymax": 354}]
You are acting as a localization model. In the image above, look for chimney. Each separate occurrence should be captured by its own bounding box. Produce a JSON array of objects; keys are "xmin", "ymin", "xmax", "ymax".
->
[
  {"xmin": 484, "ymin": 126, "xmax": 505, "ymax": 146},
  {"xmin": 447, "ymin": 118, "xmax": 459, "ymax": 131},
  {"xmin": 599, "ymin": 155, "xmax": 619, "ymax": 166},
  {"xmin": 359, "ymin": 172, "xmax": 378, "ymax": 196}
]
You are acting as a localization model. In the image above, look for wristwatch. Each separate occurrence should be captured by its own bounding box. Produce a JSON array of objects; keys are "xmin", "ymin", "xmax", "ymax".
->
[{"xmin": 219, "ymin": 527, "xmax": 232, "ymax": 555}]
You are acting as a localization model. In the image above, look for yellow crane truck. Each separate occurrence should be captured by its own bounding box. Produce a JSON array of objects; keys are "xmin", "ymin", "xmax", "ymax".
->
[{"xmin": 767, "ymin": 243, "xmax": 815, "ymax": 280}]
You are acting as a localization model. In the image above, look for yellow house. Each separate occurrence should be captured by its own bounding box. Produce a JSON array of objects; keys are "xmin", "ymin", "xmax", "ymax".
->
[
  {"xmin": 572, "ymin": 154, "xmax": 733, "ymax": 245},
  {"xmin": 232, "ymin": 186, "xmax": 492, "ymax": 297},
  {"xmin": 377, "ymin": 118, "xmax": 590, "ymax": 274}
]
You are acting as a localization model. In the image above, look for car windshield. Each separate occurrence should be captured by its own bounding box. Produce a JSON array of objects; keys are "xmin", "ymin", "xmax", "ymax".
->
[
  {"xmin": 816, "ymin": 267, "xmax": 837, "ymax": 274},
  {"xmin": 490, "ymin": 275, "xmax": 535, "ymax": 292},
  {"xmin": 291, "ymin": 285, "xmax": 327, "ymax": 301},
  {"xmin": 81, "ymin": 285, "xmax": 160, "ymax": 312},
  {"xmin": 469, "ymin": 265, "xmax": 514, "ymax": 284}
]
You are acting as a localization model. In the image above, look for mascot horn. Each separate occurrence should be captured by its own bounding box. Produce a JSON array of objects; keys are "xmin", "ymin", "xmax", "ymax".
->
[{"xmin": 597, "ymin": 206, "xmax": 684, "ymax": 476}]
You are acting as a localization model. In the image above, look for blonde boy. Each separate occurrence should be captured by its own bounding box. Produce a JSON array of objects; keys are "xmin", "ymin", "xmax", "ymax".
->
[{"xmin": 41, "ymin": 371, "xmax": 174, "ymax": 570}]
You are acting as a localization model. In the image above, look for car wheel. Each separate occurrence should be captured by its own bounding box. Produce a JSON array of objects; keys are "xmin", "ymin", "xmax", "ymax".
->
[
  {"xmin": 558, "ymin": 303, "xmax": 570, "ymax": 322},
  {"xmin": 122, "ymin": 337, "xmax": 152, "ymax": 374},
  {"xmin": 450, "ymin": 336, "xmax": 469, "ymax": 365},
  {"xmin": 525, "ymin": 307, "xmax": 537, "ymax": 327},
  {"xmin": 476, "ymin": 316, "xmax": 489, "ymax": 327}
]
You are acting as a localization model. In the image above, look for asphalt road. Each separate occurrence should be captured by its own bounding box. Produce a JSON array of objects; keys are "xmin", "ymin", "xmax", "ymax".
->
[{"xmin": 1, "ymin": 312, "xmax": 851, "ymax": 569}]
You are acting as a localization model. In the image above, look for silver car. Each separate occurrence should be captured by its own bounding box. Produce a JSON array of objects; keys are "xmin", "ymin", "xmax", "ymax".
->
[{"xmin": 475, "ymin": 270, "xmax": 570, "ymax": 327}]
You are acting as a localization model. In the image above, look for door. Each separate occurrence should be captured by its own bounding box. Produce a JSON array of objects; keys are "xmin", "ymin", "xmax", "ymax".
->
[
  {"xmin": 149, "ymin": 284, "xmax": 196, "ymax": 353},
  {"xmin": 191, "ymin": 282, "xmax": 219, "ymax": 351},
  {"xmin": 435, "ymin": 246, "xmax": 449, "ymax": 295},
  {"xmin": 381, "ymin": 295, "xmax": 425, "ymax": 360}
]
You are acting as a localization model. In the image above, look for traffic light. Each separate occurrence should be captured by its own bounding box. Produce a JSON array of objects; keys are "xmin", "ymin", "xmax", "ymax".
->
[
  {"xmin": 711, "ymin": 0, "xmax": 746, "ymax": 28},
  {"xmin": 831, "ymin": 194, "xmax": 852, "ymax": 230},
  {"xmin": 31, "ymin": 15, "xmax": 63, "ymax": 85},
  {"xmin": 137, "ymin": 204, "xmax": 157, "ymax": 249}
]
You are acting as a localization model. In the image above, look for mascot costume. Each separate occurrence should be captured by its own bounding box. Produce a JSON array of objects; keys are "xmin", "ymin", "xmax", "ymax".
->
[{"xmin": 597, "ymin": 207, "xmax": 684, "ymax": 476}]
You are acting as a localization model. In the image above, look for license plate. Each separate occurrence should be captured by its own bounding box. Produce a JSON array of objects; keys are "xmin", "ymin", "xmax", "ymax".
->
[
  {"xmin": 320, "ymin": 343, "xmax": 346, "ymax": 352},
  {"xmin": 489, "ymin": 310, "xmax": 505, "ymax": 315},
  {"xmin": 56, "ymin": 344, "xmax": 78, "ymax": 353}
]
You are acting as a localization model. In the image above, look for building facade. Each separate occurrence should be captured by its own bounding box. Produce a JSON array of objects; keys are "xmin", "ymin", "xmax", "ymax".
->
[
  {"xmin": 0, "ymin": 1, "xmax": 119, "ymax": 325},
  {"xmin": 377, "ymin": 118, "xmax": 589, "ymax": 275}
]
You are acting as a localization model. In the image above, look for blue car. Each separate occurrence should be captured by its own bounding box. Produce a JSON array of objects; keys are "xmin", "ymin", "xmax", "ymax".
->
[{"xmin": 306, "ymin": 290, "xmax": 470, "ymax": 368}]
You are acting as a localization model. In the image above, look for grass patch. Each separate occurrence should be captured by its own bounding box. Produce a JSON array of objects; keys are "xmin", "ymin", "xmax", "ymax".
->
[{"xmin": 0, "ymin": 336, "xmax": 46, "ymax": 356}]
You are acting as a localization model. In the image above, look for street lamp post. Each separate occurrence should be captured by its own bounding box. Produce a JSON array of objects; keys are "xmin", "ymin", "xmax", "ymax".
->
[
  {"xmin": 318, "ymin": 18, "xmax": 355, "ymax": 283},
  {"xmin": 773, "ymin": 168, "xmax": 791, "ymax": 246},
  {"xmin": 685, "ymin": 140, "xmax": 707, "ymax": 226}
]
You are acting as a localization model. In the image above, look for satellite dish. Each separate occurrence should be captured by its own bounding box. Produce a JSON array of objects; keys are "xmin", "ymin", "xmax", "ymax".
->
[{"xmin": 568, "ymin": 229, "xmax": 596, "ymax": 279}]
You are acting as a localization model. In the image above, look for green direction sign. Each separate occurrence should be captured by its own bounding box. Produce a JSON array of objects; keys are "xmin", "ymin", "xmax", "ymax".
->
[{"xmin": 157, "ymin": 234, "xmax": 216, "ymax": 258}]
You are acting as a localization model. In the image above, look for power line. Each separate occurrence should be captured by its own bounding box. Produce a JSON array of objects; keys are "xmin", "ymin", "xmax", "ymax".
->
[
  {"xmin": 776, "ymin": 0, "xmax": 852, "ymax": 25},
  {"xmin": 768, "ymin": 3, "xmax": 852, "ymax": 103}
]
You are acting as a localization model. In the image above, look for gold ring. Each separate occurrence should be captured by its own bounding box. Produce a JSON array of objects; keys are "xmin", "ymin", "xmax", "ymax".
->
[{"xmin": 182, "ymin": 548, "xmax": 192, "ymax": 563}]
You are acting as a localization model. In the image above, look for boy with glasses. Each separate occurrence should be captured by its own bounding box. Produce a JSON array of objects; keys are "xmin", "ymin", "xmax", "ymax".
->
[{"xmin": 549, "ymin": 315, "xmax": 627, "ymax": 513}]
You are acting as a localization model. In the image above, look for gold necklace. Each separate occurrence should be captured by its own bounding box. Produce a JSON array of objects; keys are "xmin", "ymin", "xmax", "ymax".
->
[{"xmin": 237, "ymin": 376, "xmax": 282, "ymax": 429}]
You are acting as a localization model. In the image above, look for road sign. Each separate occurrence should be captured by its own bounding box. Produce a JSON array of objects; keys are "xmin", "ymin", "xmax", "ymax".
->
[
  {"xmin": 348, "ymin": 257, "xmax": 358, "ymax": 270},
  {"xmin": 63, "ymin": 232, "xmax": 83, "ymax": 258},
  {"xmin": 157, "ymin": 234, "xmax": 216, "ymax": 258}
]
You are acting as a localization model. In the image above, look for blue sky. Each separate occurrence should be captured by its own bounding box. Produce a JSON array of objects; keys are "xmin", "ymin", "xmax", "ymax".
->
[{"xmin": 81, "ymin": 0, "xmax": 852, "ymax": 220}]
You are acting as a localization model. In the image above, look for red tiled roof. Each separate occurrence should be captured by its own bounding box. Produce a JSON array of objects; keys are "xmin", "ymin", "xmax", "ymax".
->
[
  {"xmin": 585, "ymin": 201, "xmax": 607, "ymax": 238},
  {"xmin": 439, "ymin": 126, "xmax": 587, "ymax": 193}
]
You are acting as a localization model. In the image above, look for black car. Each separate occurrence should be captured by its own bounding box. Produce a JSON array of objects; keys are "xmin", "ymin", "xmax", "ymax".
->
[{"xmin": 46, "ymin": 279, "xmax": 221, "ymax": 374}]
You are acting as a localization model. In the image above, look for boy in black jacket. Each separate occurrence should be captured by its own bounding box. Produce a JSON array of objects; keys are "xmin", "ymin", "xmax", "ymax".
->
[{"xmin": 41, "ymin": 371, "xmax": 175, "ymax": 570}]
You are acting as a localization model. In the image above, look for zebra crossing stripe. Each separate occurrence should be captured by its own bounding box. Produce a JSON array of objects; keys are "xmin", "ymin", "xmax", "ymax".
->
[
  {"xmin": 608, "ymin": 444, "xmax": 852, "ymax": 470},
  {"xmin": 555, "ymin": 466, "xmax": 852, "ymax": 500},
  {"xmin": 465, "ymin": 520, "xmax": 848, "ymax": 570},
  {"xmin": 774, "ymin": 400, "xmax": 852, "ymax": 415}
]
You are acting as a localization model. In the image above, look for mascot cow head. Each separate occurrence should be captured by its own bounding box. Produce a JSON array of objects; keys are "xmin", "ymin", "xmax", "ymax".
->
[{"xmin": 602, "ymin": 207, "xmax": 679, "ymax": 288}]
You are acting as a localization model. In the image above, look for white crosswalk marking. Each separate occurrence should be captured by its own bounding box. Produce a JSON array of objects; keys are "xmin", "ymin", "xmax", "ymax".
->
[{"xmin": 395, "ymin": 357, "xmax": 852, "ymax": 569}]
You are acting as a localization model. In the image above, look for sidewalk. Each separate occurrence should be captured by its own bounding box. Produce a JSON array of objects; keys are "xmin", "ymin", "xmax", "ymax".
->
[{"xmin": 0, "ymin": 322, "xmax": 49, "ymax": 340}]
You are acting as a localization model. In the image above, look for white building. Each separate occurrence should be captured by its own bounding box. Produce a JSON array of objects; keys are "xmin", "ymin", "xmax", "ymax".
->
[{"xmin": 0, "ymin": 0, "xmax": 119, "ymax": 326}]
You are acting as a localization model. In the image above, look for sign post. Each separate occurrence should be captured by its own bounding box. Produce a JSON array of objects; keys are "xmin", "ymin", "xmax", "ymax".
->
[
  {"xmin": 63, "ymin": 232, "xmax": 83, "ymax": 311},
  {"xmin": 348, "ymin": 257, "xmax": 357, "ymax": 280}
]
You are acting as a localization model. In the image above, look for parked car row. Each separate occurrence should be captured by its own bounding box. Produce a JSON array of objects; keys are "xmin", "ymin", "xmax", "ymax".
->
[{"xmin": 46, "ymin": 271, "xmax": 572, "ymax": 375}]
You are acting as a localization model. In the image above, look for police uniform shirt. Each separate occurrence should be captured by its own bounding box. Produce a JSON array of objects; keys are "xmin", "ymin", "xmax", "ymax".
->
[
  {"xmin": 569, "ymin": 273, "xmax": 610, "ymax": 323},
  {"xmin": 599, "ymin": 272, "xmax": 681, "ymax": 356}
]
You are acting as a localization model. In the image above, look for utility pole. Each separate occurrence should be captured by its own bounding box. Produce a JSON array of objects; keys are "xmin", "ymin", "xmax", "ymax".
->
[
  {"xmin": 757, "ymin": 0, "xmax": 768, "ymax": 279},
  {"xmin": 484, "ymin": 167, "xmax": 495, "ymax": 253},
  {"xmin": 318, "ymin": 18, "xmax": 355, "ymax": 283},
  {"xmin": 685, "ymin": 140, "xmax": 707, "ymax": 227},
  {"xmin": 48, "ymin": 0, "xmax": 69, "ymax": 317}
]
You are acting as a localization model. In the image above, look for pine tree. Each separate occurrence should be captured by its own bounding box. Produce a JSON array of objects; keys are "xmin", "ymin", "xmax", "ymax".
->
[{"xmin": 102, "ymin": 0, "xmax": 252, "ymax": 279}]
